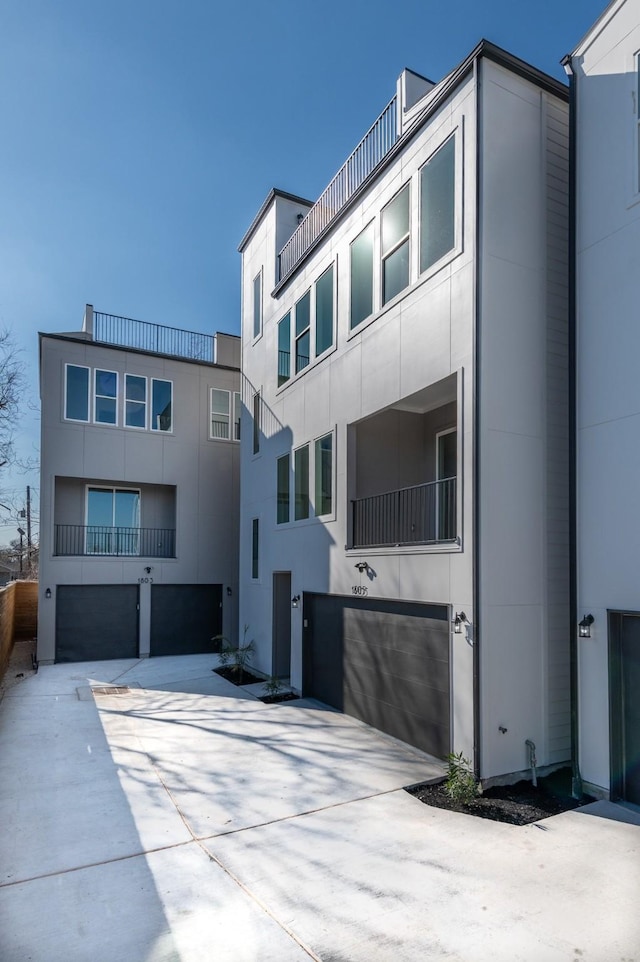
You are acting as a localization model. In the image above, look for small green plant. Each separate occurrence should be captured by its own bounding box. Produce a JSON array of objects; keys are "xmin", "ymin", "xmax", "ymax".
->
[
  {"xmin": 444, "ymin": 752, "xmax": 478, "ymax": 805},
  {"xmin": 213, "ymin": 626, "xmax": 255, "ymax": 682},
  {"xmin": 211, "ymin": 634, "xmax": 230, "ymax": 661},
  {"xmin": 262, "ymin": 675, "xmax": 283, "ymax": 698}
]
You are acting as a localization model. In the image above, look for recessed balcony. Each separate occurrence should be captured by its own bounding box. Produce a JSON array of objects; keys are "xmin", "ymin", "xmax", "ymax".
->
[
  {"xmin": 352, "ymin": 477, "xmax": 456, "ymax": 549},
  {"xmin": 54, "ymin": 524, "xmax": 176, "ymax": 558}
]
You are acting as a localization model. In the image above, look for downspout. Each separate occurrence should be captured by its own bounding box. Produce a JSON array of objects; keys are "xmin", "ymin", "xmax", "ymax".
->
[
  {"xmin": 561, "ymin": 53, "xmax": 582, "ymax": 799},
  {"xmin": 472, "ymin": 55, "xmax": 483, "ymax": 780}
]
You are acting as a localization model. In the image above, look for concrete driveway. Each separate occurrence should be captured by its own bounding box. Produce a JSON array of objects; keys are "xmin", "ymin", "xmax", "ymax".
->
[{"xmin": 1, "ymin": 655, "xmax": 639, "ymax": 961}]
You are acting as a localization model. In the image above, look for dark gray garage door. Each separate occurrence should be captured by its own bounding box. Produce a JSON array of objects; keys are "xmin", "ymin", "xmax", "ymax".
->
[
  {"xmin": 150, "ymin": 584, "xmax": 222, "ymax": 657},
  {"xmin": 304, "ymin": 594, "xmax": 450, "ymax": 759},
  {"xmin": 55, "ymin": 585, "xmax": 139, "ymax": 663}
]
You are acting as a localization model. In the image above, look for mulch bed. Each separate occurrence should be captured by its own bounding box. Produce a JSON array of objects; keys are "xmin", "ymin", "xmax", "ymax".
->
[
  {"xmin": 213, "ymin": 666, "xmax": 264, "ymax": 686},
  {"xmin": 406, "ymin": 769, "xmax": 591, "ymax": 825},
  {"xmin": 260, "ymin": 692, "xmax": 300, "ymax": 704}
]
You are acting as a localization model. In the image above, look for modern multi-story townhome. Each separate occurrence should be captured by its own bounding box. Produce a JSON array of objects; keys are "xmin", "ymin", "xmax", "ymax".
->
[
  {"xmin": 563, "ymin": 0, "xmax": 640, "ymax": 806},
  {"xmin": 38, "ymin": 306, "xmax": 241, "ymax": 665},
  {"xmin": 238, "ymin": 40, "xmax": 571, "ymax": 784}
]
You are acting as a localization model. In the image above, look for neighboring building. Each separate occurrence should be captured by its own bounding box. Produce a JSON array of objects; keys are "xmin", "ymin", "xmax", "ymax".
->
[
  {"xmin": 38, "ymin": 306, "xmax": 241, "ymax": 664},
  {"xmin": 565, "ymin": 0, "xmax": 640, "ymax": 805},
  {"xmin": 238, "ymin": 41, "xmax": 571, "ymax": 782}
]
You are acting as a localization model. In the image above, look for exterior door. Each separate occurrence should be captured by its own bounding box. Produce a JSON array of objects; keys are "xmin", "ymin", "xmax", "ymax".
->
[
  {"xmin": 609, "ymin": 611, "xmax": 640, "ymax": 805},
  {"xmin": 272, "ymin": 572, "xmax": 292, "ymax": 678}
]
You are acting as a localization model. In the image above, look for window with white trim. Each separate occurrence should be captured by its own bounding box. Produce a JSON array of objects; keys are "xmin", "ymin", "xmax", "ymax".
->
[
  {"xmin": 295, "ymin": 291, "xmax": 311, "ymax": 374},
  {"xmin": 251, "ymin": 518, "xmax": 259, "ymax": 579},
  {"xmin": 420, "ymin": 135, "xmax": 456, "ymax": 274},
  {"xmin": 278, "ymin": 312, "xmax": 291, "ymax": 386},
  {"xmin": 86, "ymin": 486, "xmax": 140, "ymax": 555},
  {"xmin": 210, "ymin": 388, "xmax": 231, "ymax": 439},
  {"xmin": 253, "ymin": 271, "xmax": 262, "ymax": 339},
  {"xmin": 315, "ymin": 264, "xmax": 334, "ymax": 356},
  {"xmin": 350, "ymin": 223, "xmax": 374, "ymax": 329},
  {"xmin": 94, "ymin": 369, "xmax": 118, "ymax": 425},
  {"xmin": 314, "ymin": 433, "xmax": 333, "ymax": 517},
  {"xmin": 277, "ymin": 453, "xmax": 290, "ymax": 524},
  {"xmin": 125, "ymin": 374, "xmax": 147, "ymax": 429},
  {"xmin": 282, "ymin": 430, "xmax": 334, "ymax": 524},
  {"xmin": 294, "ymin": 444, "xmax": 310, "ymax": 520},
  {"xmin": 381, "ymin": 184, "xmax": 410, "ymax": 304},
  {"xmin": 151, "ymin": 379, "xmax": 172, "ymax": 432},
  {"xmin": 65, "ymin": 364, "xmax": 90, "ymax": 422}
]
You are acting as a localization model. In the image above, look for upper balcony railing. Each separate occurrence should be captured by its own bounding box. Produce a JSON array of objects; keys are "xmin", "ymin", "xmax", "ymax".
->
[
  {"xmin": 351, "ymin": 478, "xmax": 456, "ymax": 549},
  {"xmin": 94, "ymin": 312, "xmax": 215, "ymax": 362},
  {"xmin": 54, "ymin": 524, "xmax": 176, "ymax": 559},
  {"xmin": 278, "ymin": 96, "xmax": 399, "ymax": 282}
]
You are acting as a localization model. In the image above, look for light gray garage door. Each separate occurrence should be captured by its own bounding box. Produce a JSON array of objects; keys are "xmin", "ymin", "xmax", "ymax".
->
[
  {"xmin": 150, "ymin": 584, "xmax": 222, "ymax": 657},
  {"xmin": 304, "ymin": 594, "xmax": 450, "ymax": 759},
  {"xmin": 55, "ymin": 585, "xmax": 139, "ymax": 663}
]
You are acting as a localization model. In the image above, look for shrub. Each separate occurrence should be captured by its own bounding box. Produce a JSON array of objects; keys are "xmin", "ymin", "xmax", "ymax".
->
[{"xmin": 444, "ymin": 752, "xmax": 478, "ymax": 805}]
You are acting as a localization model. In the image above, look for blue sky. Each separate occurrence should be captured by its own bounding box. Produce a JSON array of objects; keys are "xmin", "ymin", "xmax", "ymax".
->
[{"xmin": 0, "ymin": 0, "xmax": 606, "ymax": 545}]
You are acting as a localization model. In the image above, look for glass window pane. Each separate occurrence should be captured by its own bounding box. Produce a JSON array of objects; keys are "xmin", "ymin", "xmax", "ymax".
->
[
  {"xmin": 95, "ymin": 370, "xmax": 117, "ymax": 398},
  {"xmin": 95, "ymin": 396, "xmax": 117, "ymax": 424},
  {"xmin": 126, "ymin": 401, "xmax": 146, "ymax": 428},
  {"xmin": 295, "ymin": 330, "xmax": 310, "ymax": 373},
  {"xmin": 295, "ymin": 291, "xmax": 310, "ymax": 337},
  {"xmin": 211, "ymin": 389, "xmax": 230, "ymax": 439},
  {"xmin": 253, "ymin": 273, "xmax": 262, "ymax": 339},
  {"xmin": 125, "ymin": 375, "xmax": 146, "ymax": 428},
  {"xmin": 277, "ymin": 454, "xmax": 290, "ymax": 524},
  {"xmin": 87, "ymin": 488, "xmax": 113, "ymax": 527},
  {"xmin": 125, "ymin": 375, "xmax": 146, "ymax": 402},
  {"xmin": 350, "ymin": 225, "xmax": 374, "ymax": 329},
  {"xmin": 114, "ymin": 490, "xmax": 140, "ymax": 528},
  {"xmin": 278, "ymin": 313, "xmax": 291, "ymax": 386},
  {"xmin": 253, "ymin": 392, "xmax": 260, "ymax": 454},
  {"xmin": 315, "ymin": 434, "xmax": 333, "ymax": 516},
  {"xmin": 233, "ymin": 392, "xmax": 241, "ymax": 440},
  {"xmin": 65, "ymin": 365, "xmax": 89, "ymax": 421},
  {"xmin": 421, "ymin": 136, "xmax": 455, "ymax": 273},
  {"xmin": 252, "ymin": 518, "xmax": 259, "ymax": 579},
  {"xmin": 315, "ymin": 265, "xmax": 334, "ymax": 356},
  {"xmin": 152, "ymin": 379, "xmax": 172, "ymax": 431},
  {"xmin": 382, "ymin": 185, "xmax": 409, "ymax": 256},
  {"xmin": 383, "ymin": 240, "xmax": 409, "ymax": 304},
  {"xmin": 294, "ymin": 446, "xmax": 309, "ymax": 520}
]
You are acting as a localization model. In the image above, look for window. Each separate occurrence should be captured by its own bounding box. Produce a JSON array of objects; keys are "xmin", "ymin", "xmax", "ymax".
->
[
  {"xmin": 65, "ymin": 364, "xmax": 89, "ymax": 422},
  {"xmin": 420, "ymin": 136, "xmax": 455, "ymax": 273},
  {"xmin": 295, "ymin": 291, "xmax": 311, "ymax": 374},
  {"xmin": 94, "ymin": 369, "xmax": 118, "ymax": 425},
  {"xmin": 350, "ymin": 223, "xmax": 374, "ymax": 329},
  {"xmin": 252, "ymin": 391, "xmax": 261, "ymax": 454},
  {"xmin": 315, "ymin": 265, "xmax": 334, "ymax": 356},
  {"xmin": 233, "ymin": 391, "xmax": 241, "ymax": 440},
  {"xmin": 253, "ymin": 271, "xmax": 262, "ymax": 339},
  {"xmin": 277, "ymin": 454, "xmax": 290, "ymax": 524},
  {"xmin": 294, "ymin": 445, "xmax": 310, "ymax": 520},
  {"xmin": 381, "ymin": 184, "xmax": 410, "ymax": 304},
  {"xmin": 210, "ymin": 389, "xmax": 231, "ymax": 439},
  {"xmin": 125, "ymin": 375, "xmax": 147, "ymax": 429},
  {"xmin": 436, "ymin": 428, "xmax": 457, "ymax": 541},
  {"xmin": 151, "ymin": 379, "xmax": 172, "ymax": 432},
  {"xmin": 315, "ymin": 433, "xmax": 333, "ymax": 517},
  {"xmin": 278, "ymin": 312, "xmax": 291, "ymax": 386},
  {"xmin": 251, "ymin": 518, "xmax": 259, "ymax": 579},
  {"xmin": 86, "ymin": 486, "xmax": 140, "ymax": 555}
]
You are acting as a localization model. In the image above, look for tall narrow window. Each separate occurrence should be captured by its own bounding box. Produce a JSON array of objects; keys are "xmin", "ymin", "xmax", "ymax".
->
[
  {"xmin": 252, "ymin": 391, "xmax": 261, "ymax": 454},
  {"xmin": 151, "ymin": 379, "xmax": 172, "ymax": 432},
  {"xmin": 233, "ymin": 391, "xmax": 241, "ymax": 440},
  {"xmin": 420, "ymin": 136, "xmax": 455, "ymax": 273},
  {"xmin": 65, "ymin": 364, "xmax": 90, "ymax": 421},
  {"xmin": 94, "ymin": 370, "xmax": 118, "ymax": 425},
  {"xmin": 381, "ymin": 184, "xmax": 410, "ymax": 304},
  {"xmin": 277, "ymin": 454, "xmax": 290, "ymax": 524},
  {"xmin": 253, "ymin": 271, "xmax": 262, "ymax": 339},
  {"xmin": 125, "ymin": 374, "xmax": 147, "ymax": 429},
  {"xmin": 294, "ymin": 445, "xmax": 310, "ymax": 520},
  {"xmin": 315, "ymin": 265, "xmax": 334, "ymax": 356},
  {"xmin": 278, "ymin": 312, "xmax": 291, "ymax": 386},
  {"xmin": 210, "ymin": 389, "xmax": 230, "ymax": 439},
  {"xmin": 350, "ymin": 224, "xmax": 374, "ymax": 329},
  {"xmin": 295, "ymin": 291, "xmax": 311, "ymax": 374},
  {"xmin": 315, "ymin": 433, "xmax": 333, "ymax": 517},
  {"xmin": 251, "ymin": 518, "xmax": 259, "ymax": 579}
]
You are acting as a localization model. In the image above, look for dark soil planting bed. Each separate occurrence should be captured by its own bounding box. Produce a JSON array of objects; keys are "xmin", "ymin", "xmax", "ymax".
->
[
  {"xmin": 406, "ymin": 768, "xmax": 592, "ymax": 825},
  {"xmin": 260, "ymin": 692, "xmax": 300, "ymax": 704},
  {"xmin": 213, "ymin": 666, "xmax": 264, "ymax": 687}
]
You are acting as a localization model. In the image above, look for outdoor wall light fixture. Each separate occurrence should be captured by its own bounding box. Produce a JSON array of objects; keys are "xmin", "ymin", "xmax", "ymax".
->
[
  {"xmin": 226, "ymin": 586, "xmax": 232, "ymax": 597},
  {"xmin": 291, "ymin": 595, "xmax": 300, "ymax": 609},
  {"xmin": 354, "ymin": 561, "xmax": 369, "ymax": 573},
  {"xmin": 453, "ymin": 611, "xmax": 468, "ymax": 634},
  {"xmin": 144, "ymin": 566, "xmax": 153, "ymax": 574},
  {"xmin": 45, "ymin": 588, "xmax": 51, "ymax": 599},
  {"xmin": 578, "ymin": 614, "xmax": 594, "ymax": 638},
  {"xmin": 296, "ymin": 213, "xmax": 304, "ymax": 224}
]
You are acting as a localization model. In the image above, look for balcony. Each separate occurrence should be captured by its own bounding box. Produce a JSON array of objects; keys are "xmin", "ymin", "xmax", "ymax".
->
[
  {"xmin": 351, "ymin": 478, "xmax": 456, "ymax": 549},
  {"xmin": 93, "ymin": 311, "xmax": 215, "ymax": 362},
  {"xmin": 54, "ymin": 525, "xmax": 176, "ymax": 559}
]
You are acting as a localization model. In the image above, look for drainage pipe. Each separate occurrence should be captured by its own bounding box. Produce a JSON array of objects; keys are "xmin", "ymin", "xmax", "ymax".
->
[{"xmin": 525, "ymin": 739, "xmax": 538, "ymax": 787}]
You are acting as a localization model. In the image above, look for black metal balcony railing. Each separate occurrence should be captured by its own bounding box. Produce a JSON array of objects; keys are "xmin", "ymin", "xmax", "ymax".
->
[
  {"xmin": 94, "ymin": 312, "xmax": 215, "ymax": 362},
  {"xmin": 54, "ymin": 525, "xmax": 176, "ymax": 558},
  {"xmin": 352, "ymin": 478, "xmax": 456, "ymax": 549}
]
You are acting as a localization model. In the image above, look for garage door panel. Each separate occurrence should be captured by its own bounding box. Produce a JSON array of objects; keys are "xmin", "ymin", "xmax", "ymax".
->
[
  {"xmin": 344, "ymin": 685, "xmax": 450, "ymax": 758},
  {"xmin": 150, "ymin": 585, "xmax": 222, "ymax": 657},
  {"xmin": 343, "ymin": 637, "xmax": 449, "ymax": 694},
  {"xmin": 56, "ymin": 585, "xmax": 139, "ymax": 663},
  {"xmin": 344, "ymin": 661, "xmax": 450, "ymax": 718}
]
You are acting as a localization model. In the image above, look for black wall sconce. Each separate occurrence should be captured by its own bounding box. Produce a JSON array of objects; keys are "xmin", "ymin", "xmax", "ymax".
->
[
  {"xmin": 354, "ymin": 561, "xmax": 369, "ymax": 573},
  {"xmin": 144, "ymin": 566, "xmax": 153, "ymax": 574},
  {"xmin": 226, "ymin": 586, "xmax": 232, "ymax": 597},
  {"xmin": 291, "ymin": 594, "xmax": 300, "ymax": 609},
  {"xmin": 453, "ymin": 611, "xmax": 468, "ymax": 634},
  {"xmin": 45, "ymin": 587, "xmax": 52, "ymax": 599},
  {"xmin": 578, "ymin": 614, "xmax": 594, "ymax": 638}
]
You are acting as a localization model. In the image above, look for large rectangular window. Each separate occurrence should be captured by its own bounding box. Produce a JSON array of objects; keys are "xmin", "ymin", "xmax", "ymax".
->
[
  {"xmin": 210, "ymin": 389, "xmax": 230, "ymax": 439},
  {"xmin": 315, "ymin": 265, "xmax": 334, "ymax": 356},
  {"xmin": 314, "ymin": 433, "xmax": 333, "ymax": 517},
  {"xmin": 294, "ymin": 445, "xmax": 310, "ymax": 520},
  {"xmin": 420, "ymin": 136, "xmax": 455, "ymax": 273},
  {"xmin": 65, "ymin": 364, "xmax": 90, "ymax": 422},
  {"xmin": 278, "ymin": 312, "xmax": 291, "ymax": 386},
  {"xmin": 151, "ymin": 379, "xmax": 172, "ymax": 432},
  {"xmin": 295, "ymin": 291, "xmax": 311, "ymax": 374},
  {"xmin": 350, "ymin": 224, "xmax": 374, "ymax": 329},
  {"xmin": 94, "ymin": 369, "xmax": 118, "ymax": 425},
  {"xmin": 382, "ymin": 184, "xmax": 410, "ymax": 305},
  {"xmin": 253, "ymin": 271, "xmax": 262, "ymax": 339},
  {"xmin": 86, "ymin": 486, "xmax": 140, "ymax": 555},
  {"xmin": 277, "ymin": 454, "xmax": 290, "ymax": 524},
  {"xmin": 251, "ymin": 518, "xmax": 259, "ymax": 579},
  {"xmin": 125, "ymin": 374, "xmax": 147, "ymax": 429},
  {"xmin": 252, "ymin": 391, "xmax": 261, "ymax": 454}
]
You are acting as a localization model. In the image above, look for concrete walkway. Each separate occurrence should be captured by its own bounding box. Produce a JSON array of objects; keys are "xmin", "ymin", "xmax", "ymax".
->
[{"xmin": 1, "ymin": 655, "xmax": 639, "ymax": 961}]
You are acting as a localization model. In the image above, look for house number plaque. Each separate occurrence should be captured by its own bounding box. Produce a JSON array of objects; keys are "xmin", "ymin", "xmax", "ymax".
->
[{"xmin": 351, "ymin": 585, "xmax": 368, "ymax": 596}]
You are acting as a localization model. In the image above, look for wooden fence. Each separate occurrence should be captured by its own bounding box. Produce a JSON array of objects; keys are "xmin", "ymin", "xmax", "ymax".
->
[{"xmin": 0, "ymin": 581, "xmax": 38, "ymax": 682}]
